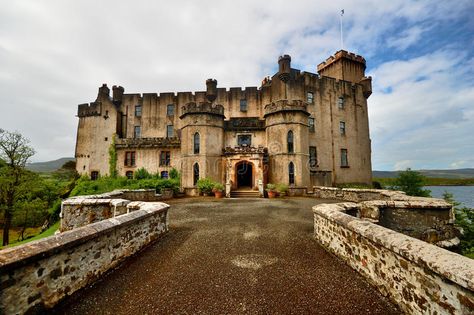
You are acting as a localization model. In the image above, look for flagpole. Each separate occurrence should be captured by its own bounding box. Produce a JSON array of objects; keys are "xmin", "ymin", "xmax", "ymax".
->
[{"xmin": 340, "ymin": 9, "xmax": 344, "ymax": 50}]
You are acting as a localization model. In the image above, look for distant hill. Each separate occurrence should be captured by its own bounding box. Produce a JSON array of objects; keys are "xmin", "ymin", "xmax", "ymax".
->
[
  {"xmin": 26, "ymin": 157, "xmax": 75, "ymax": 173},
  {"xmin": 373, "ymin": 168, "xmax": 474, "ymax": 179}
]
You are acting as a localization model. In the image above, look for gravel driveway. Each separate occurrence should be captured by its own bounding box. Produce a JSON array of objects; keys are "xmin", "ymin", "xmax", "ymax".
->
[{"xmin": 55, "ymin": 197, "xmax": 399, "ymax": 315}]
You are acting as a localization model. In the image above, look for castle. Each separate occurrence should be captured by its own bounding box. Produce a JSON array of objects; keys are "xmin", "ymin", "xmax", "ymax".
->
[{"xmin": 75, "ymin": 50, "xmax": 373, "ymax": 195}]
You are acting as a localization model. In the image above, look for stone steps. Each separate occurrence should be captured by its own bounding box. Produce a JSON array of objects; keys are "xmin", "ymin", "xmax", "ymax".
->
[{"xmin": 230, "ymin": 190, "xmax": 261, "ymax": 198}]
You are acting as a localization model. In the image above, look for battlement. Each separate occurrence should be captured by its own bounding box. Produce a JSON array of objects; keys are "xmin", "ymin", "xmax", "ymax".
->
[
  {"xmin": 115, "ymin": 137, "xmax": 181, "ymax": 149},
  {"xmin": 77, "ymin": 102, "xmax": 101, "ymax": 117},
  {"xmin": 264, "ymin": 99, "xmax": 309, "ymax": 117},
  {"xmin": 317, "ymin": 50, "xmax": 366, "ymax": 72},
  {"xmin": 179, "ymin": 102, "xmax": 225, "ymax": 119}
]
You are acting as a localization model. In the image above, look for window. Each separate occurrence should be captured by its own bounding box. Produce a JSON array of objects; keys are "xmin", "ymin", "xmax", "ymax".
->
[
  {"xmin": 104, "ymin": 137, "xmax": 108, "ymax": 141},
  {"xmin": 160, "ymin": 151, "xmax": 170, "ymax": 166},
  {"xmin": 339, "ymin": 121, "xmax": 346, "ymax": 135},
  {"xmin": 341, "ymin": 149, "xmax": 349, "ymax": 167},
  {"xmin": 134, "ymin": 126, "xmax": 141, "ymax": 138},
  {"xmin": 240, "ymin": 99, "xmax": 247, "ymax": 112},
  {"xmin": 194, "ymin": 133, "xmax": 200, "ymax": 154},
  {"xmin": 125, "ymin": 151, "xmax": 136, "ymax": 166},
  {"xmin": 309, "ymin": 146, "xmax": 317, "ymax": 168},
  {"xmin": 135, "ymin": 105, "xmax": 142, "ymax": 117},
  {"xmin": 289, "ymin": 162, "xmax": 295, "ymax": 185},
  {"xmin": 338, "ymin": 97, "xmax": 345, "ymax": 109},
  {"xmin": 161, "ymin": 171, "xmax": 169, "ymax": 179},
  {"xmin": 287, "ymin": 130, "xmax": 294, "ymax": 153},
  {"xmin": 166, "ymin": 125, "xmax": 174, "ymax": 138},
  {"xmin": 307, "ymin": 92, "xmax": 314, "ymax": 103},
  {"xmin": 125, "ymin": 171, "xmax": 134, "ymax": 179},
  {"xmin": 193, "ymin": 163, "xmax": 199, "ymax": 186},
  {"xmin": 167, "ymin": 104, "xmax": 174, "ymax": 116},
  {"xmin": 308, "ymin": 117, "xmax": 315, "ymax": 132},
  {"xmin": 237, "ymin": 135, "xmax": 251, "ymax": 147},
  {"xmin": 91, "ymin": 171, "xmax": 99, "ymax": 180}
]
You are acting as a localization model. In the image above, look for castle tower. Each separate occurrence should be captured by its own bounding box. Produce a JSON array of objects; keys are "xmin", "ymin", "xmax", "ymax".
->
[
  {"xmin": 179, "ymin": 92, "xmax": 225, "ymax": 194},
  {"xmin": 317, "ymin": 50, "xmax": 372, "ymax": 98},
  {"xmin": 264, "ymin": 100, "xmax": 310, "ymax": 187}
]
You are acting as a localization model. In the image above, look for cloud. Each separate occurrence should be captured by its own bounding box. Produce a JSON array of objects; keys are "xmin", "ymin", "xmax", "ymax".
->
[{"xmin": 0, "ymin": 0, "xmax": 472, "ymax": 169}]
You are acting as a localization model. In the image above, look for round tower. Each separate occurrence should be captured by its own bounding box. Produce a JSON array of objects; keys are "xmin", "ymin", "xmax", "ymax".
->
[
  {"xmin": 206, "ymin": 79, "xmax": 218, "ymax": 102},
  {"xmin": 264, "ymin": 99, "xmax": 310, "ymax": 187},
  {"xmin": 179, "ymin": 101, "xmax": 225, "ymax": 194},
  {"xmin": 278, "ymin": 55, "xmax": 291, "ymax": 82}
]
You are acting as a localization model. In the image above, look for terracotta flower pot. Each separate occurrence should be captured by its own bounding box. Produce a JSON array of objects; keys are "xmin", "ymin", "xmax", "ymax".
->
[
  {"xmin": 214, "ymin": 191, "xmax": 223, "ymax": 198},
  {"xmin": 268, "ymin": 190, "xmax": 277, "ymax": 198}
]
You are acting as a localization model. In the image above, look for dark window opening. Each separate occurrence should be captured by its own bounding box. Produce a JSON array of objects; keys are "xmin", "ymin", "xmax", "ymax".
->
[
  {"xmin": 338, "ymin": 97, "xmax": 345, "ymax": 109},
  {"xmin": 161, "ymin": 171, "xmax": 169, "ymax": 179},
  {"xmin": 240, "ymin": 99, "xmax": 247, "ymax": 112},
  {"xmin": 309, "ymin": 117, "xmax": 315, "ymax": 132},
  {"xmin": 104, "ymin": 137, "xmax": 108, "ymax": 141},
  {"xmin": 341, "ymin": 149, "xmax": 349, "ymax": 167},
  {"xmin": 237, "ymin": 134, "xmax": 251, "ymax": 147},
  {"xmin": 339, "ymin": 121, "xmax": 346, "ymax": 135},
  {"xmin": 167, "ymin": 104, "xmax": 174, "ymax": 116},
  {"xmin": 160, "ymin": 151, "xmax": 171, "ymax": 166},
  {"xmin": 307, "ymin": 92, "xmax": 314, "ymax": 103},
  {"xmin": 135, "ymin": 105, "xmax": 142, "ymax": 117},
  {"xmin": 167, "ymin": 125, "xmax": 174, "ymax": 138},
  {"xmin": 289, "ymin": 162, "xmax": 295, "ymax": 185},
  {"xmin": 125, "ymin": 151, "xmax": 136, "ymax": 166},
  {"xmin": 193, "ymin": 163, "xmax": 199, "ymax": 186},
  {"xmin": 126, "ymin": 171, "xmax": 134, "ymax": 179},
  {"xmin": 310, "ymin": 146, "xmax": 317, "ymax": 168},
  {"xmin": 287, "ymin": 130, "xmax": 294, "ymax": 153},
  {"xmin": 91, "ymin": 171, "xmax": 99, "ymax": 180},
  {"xmin": 134, "ymin": 126, "xmax": 141, "ymax": 138},
  {"xmin": 194, "ymin": 133, "xmax": 200, "ymax": 154}
]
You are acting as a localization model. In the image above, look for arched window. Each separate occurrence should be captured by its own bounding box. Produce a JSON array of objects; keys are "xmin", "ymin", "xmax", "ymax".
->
[
  {"xmin": 287, "ymin": 130, "xmax": 294, "ymax": 153},
  {"xmin": 193, "ymin": 163, "xmax": 199, "ymax": 186},
  {"xmin": 289, "ymin": 162, "xmax": 295, "ymax": 185},
  {"xmin": 194, "ymin": 133, "xmax": 200, "ymax": 154},
  {"xmin": 125, "ymin": 171, "xmax": 134, "ymax": 179}
]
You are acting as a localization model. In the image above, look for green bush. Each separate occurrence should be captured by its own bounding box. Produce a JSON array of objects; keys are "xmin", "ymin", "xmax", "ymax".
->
[
  {"xmin": 392, "ymin": 168, "xmax": 431, "ymax": 197},
  {"xmin": 169, "ymin": 168, "xmax": 180, "ymax": 179},
  {"xmin": 213, "ymin": 182, "xmax": 225, "ymax": 192},
  {"xmin": 266, "ymin": 183, "xmax": 276, "ymax": 191},
  {"xmin": 275, "ymin": 183, "xmax": 289, "ymax": 195},
  {"xmin": 134, "ymin": 167, "xmax": 152, "ymax": 180},
  {"xmin": 197, "ymin": 178, "xmax": 215, "ymax": 195}
]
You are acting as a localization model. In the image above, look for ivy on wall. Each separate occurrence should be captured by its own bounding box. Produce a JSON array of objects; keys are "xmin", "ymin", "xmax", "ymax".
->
[{"xmin": 108, "ymin": 134, "xmax": 117, "ymax": 178}]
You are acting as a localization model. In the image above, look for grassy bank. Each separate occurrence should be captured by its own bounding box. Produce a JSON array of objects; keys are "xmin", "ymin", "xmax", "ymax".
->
[
  {"xmin": 0, "ymin": 221, "xmax": 60, "ymax": 249},
  {"xmin": 374, "ymin": 177, "xmax": 474, "ymax": 187}
]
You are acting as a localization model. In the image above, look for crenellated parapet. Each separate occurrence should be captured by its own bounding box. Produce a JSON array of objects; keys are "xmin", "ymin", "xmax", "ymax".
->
[
  {"xmin": 115, "ymin": 137, "xmax": 181, "ymax": 149},
  {"xmin": 78, "ymin": 102, "xmax": 101, "ymax": 117},
  {"xmin": 263, "ymin": 99, "xmax": 309, "ymax": 117},
  {"xmin": 317, "ymin": 50, "xmax": 366, "ymax": 71},
  {"xmin": 179, "ymin": 101, "xmax": 225, "ymax": 119}
]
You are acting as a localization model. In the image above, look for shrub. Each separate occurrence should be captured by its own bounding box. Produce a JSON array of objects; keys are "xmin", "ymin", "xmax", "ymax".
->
[
  {"xmin": 197, "ymin": 178, "xmax": 215, "ymax": 195},
  {"xmin": 134, "ymin": 168, "xmax": 152, "ymax": 180},
  {"xmin": 392, "ymin": 168, "xmax": 430, "ymax": 197},
  {"xmin": 266, "ymin": 183, "xmax": 276, "ymax": 191},
  {"xmin": 212, "ymin": 183, "xmax": 225, "ymax": 192},
  {"xmin": 169, "ymin": 168, "xmax": 180, "ymax": 179},
  {"xmin": 275, "ymin": 183, "xmax": 289, "ymax": 195}
]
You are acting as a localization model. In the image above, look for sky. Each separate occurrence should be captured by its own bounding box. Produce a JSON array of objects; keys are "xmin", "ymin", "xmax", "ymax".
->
[{"xmin": 0, "ymin": 0, "xmax": 473, "ymax": 170}]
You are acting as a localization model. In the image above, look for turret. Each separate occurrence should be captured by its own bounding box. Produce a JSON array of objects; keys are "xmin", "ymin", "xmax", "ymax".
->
[
  {"xmin": 97, "ymin": 83, "xmax": 110, "ymax": 101},
  {"xmin": 112, "ymin": 85, "xmax": 124, "ymax": 105},
  {"xmin": 278, "ymin": 55, "xmax": 291, "ymax": 82},
  {"xmin": 206, "ymin": 79, "xmax": 218, "ymax": 102}
]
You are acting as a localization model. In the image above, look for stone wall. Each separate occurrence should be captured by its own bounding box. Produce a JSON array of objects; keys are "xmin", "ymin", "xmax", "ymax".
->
[
  {"xmin": 313, "ymin": 203, "xmax": 474, "ymax": 314},
  {"xmin": 0, "ymin": 202, "xmax": 169, "ymax": 314}
]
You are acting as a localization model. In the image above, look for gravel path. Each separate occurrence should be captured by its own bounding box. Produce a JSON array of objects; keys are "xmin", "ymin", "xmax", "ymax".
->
[{"xmin": 55, "ymin": 197, "xmax": 400, "ymax": 315}]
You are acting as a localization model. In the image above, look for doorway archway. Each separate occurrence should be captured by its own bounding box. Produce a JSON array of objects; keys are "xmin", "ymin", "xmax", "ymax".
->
[{"xmin": 236, "ymin": 161, "xmax": 253, "ymax": 189}]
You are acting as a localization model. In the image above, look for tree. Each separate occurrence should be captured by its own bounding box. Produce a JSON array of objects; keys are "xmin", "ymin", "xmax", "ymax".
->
[
  {"xmin": 0, "ymin": 129, "xmax": 35, "ymax": 245},
  {"xmin": 392, "ymin": 168, "xmax": 431, "ymax": 197}
]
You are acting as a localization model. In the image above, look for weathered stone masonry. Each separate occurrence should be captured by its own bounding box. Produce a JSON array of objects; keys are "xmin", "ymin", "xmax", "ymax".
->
[
  {"xmin": 313, "ymin": 199, "xmax": 474, "ymax": 314},
  {"xmin": 0, "ymin": 201, "xmax": 169, "ymax": 314}
]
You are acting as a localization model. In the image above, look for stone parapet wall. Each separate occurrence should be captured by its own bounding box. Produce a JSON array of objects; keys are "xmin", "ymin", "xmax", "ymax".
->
[
  {"xmin": 0, "ymin": 202, "xmax": 169, "ymax": 314},
  {"xmin": 313, "ymin": 203, "xmax": 474, "ymax": 314}
]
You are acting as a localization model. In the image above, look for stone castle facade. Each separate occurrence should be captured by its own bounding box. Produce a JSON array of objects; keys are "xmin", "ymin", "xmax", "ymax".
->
[{"xmin": 75, "ymin": 50, "xmax": 373, "ymax": 195}]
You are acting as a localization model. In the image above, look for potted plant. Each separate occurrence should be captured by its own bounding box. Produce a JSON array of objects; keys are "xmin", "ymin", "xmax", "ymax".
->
[
  {"xmin": 212, "ymin": 183, "xmax": 225, "ymax": 198},
  {"xmin": 266, "ymin": 183, "xmax": 277, "ymax": 198},
  {"xmin": 196, "ymin": 178, "xmax": 214, "ymax": 196},
  {"xmin": 276, "ymin": 183, "xmax": 289, "ymax": 197}
]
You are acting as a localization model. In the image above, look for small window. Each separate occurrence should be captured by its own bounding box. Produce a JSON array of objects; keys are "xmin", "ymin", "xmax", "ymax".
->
[
  {"xmin": 287, "ymin": 130, "xmax": 294, "ymax": 153},
  {"xmin": 104, "ymin": 137, "xmax": 108, "ymax": 141},
  {"xmin": 308, "ymin": 117, "xmax": 315, "ymax": 132},
  {"xmin": 91, "ymin": 171, "xmax": 99, "ymax": 180},
  {"xmin": 194, "ymin": 133, "xmax": 200, "ymax": 154},
  {"xmin": 167, "ymin": 104, "xmax": 174, "ymax": 116},
  {"xmin": 135, "ymin": 105, "xmax": 142, "ymax": 117},
  {"xmin": 240, "ymin": 99, "xmax": 247, "ymax": 112},
  {"xmin": 309, "ymin": 146, "xmax": 317, "ymax": 168},
  {"xmin": 160, "ymin": 151, "xmax": 171, "ymax": 166},
  {"xmin": 193, "ymin": 163, "xmax": 199, "ymax": 186},
  {"xmin": 307, "ymin": 92, "xmax": 314, "ymax": 103},
  {"xmin": 166, "ymin": 125, "xmax": 174, "ymax": 138},
  {"xmin": 126, "ymin": 171, "xmax": 134, "ymax": 179},
  {"xmin": 134, "ymin": 126, "xmax": 141, "ymax": 138},
  {"xmin": 338, "ymin": 97, "xmax": 345, "ymax": 109},
  {"xmin": 161, "ymin": 171, "xmax": 169, "ymax": 179},
  {"xmin": 125, "ymin": 151, "xmax": 136, "ymax": 166},
  {"xmin": 289, "ymin": 162, "xmax": 295, "ymax": 185},
  {"xmin": 341, "ymin": 149, "xmax": 349, "ymax": 167},
  {"xmin": 83, "ymin": 165, "xmax": 86, "ymax": 170},
  {"xmin": 339, "ymin": 121, "xmax": 346, "ymax": 135},
  {"xmin": 237, "ymin": 135, "xmax": 251, "ymax": 147}
]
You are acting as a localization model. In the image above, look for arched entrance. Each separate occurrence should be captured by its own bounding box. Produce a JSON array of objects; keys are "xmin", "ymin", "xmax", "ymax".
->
[{"xmin": 236, "ymin": 161, "xmax": 253, "ymax": 189}]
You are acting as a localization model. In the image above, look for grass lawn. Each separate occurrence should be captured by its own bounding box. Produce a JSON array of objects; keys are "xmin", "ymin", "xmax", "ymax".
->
[{"xmin": 0, "ymin": 221, "xmax": 60, "ymax": 249}]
